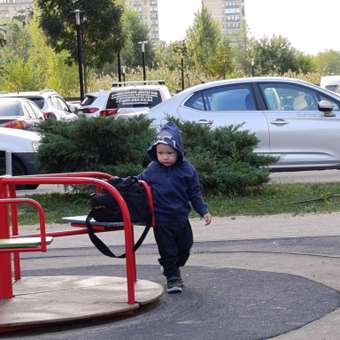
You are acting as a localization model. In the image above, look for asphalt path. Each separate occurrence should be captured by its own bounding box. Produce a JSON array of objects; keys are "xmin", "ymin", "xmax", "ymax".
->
[
  {"xmin": 6, "ymin": 170, "xmax": 340, "ymax": 339},
  {"xmin": 2, "ymin": 236, "xmax": 340, "ymax": 340}
]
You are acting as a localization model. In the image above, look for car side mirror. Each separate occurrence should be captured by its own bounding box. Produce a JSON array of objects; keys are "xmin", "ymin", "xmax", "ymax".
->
[{"xmin": 318, "ymin": 100, "xmax": 336, "ymax": 117}]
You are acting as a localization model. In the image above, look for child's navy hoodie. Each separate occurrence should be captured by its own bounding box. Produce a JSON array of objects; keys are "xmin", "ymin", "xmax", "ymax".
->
[{"xmin": 139, "ymin": 122, "xmax": 208, "ymax": 224}]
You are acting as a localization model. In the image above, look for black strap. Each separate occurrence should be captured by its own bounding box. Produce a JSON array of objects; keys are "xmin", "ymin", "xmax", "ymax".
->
[{"xmin": 86, "ymin": 208, "xmax": 152, "ymax": 258}]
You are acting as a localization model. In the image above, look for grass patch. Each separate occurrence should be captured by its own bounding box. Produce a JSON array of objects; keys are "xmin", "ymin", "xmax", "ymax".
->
[
  {"xmin": 204, "ymin": 182, "xmax": 340, "ymax": 217},
  {"xmin": 19, "ymin": 193, "xmax": 89, "ymax": 225},
  {"xmin": 16, "ymin": 182, "xmax": 340, "ymax": 225}
]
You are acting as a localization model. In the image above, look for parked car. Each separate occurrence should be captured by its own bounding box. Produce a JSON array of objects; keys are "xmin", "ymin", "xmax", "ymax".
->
[
  {"xmin": 148, "ymin": 76, "xmax": 340, "ymax": 171},
  {"xmin": 0, "ymin": 127, "xmax": 40, "ymax": 189},
  {"xmin": 0, "ymin": 90, "xmax": 78, "ymax": 121},
  {"xmin": 77, "ymin": 80, "xmax": 171, "ymax": 118},
  {"xmin": 0, "ymin": 97, "xmax": 45, "ymax": 131},
  {"xmin": 320, "ymin": 75, "xmax": 340, "ymax": 95}
]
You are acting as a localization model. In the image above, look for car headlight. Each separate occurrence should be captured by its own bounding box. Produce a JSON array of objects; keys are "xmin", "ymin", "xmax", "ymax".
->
[{"xmin": 32, "ymin": 141, "xmax": 40, "ymax": 152}]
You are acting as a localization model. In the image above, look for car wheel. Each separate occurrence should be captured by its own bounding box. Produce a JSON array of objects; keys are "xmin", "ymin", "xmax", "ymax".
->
[{"xmin": 12, "ymin": 158, "xmax": 39, "ymax": 190}]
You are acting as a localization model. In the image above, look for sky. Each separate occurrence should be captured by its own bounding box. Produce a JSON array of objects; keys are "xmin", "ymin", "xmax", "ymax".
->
[{"xmin": 158, "ymin": 0, "xmax": 340, "ymax": 55}]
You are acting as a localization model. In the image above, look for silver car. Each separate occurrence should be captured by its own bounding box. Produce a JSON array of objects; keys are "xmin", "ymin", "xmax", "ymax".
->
[
  {"xmin": 148, "ymin": 77, "xmax": 340, "ymax": 171},
  {"xmin": 0, "ymin": 90, "xmax": 78, "ymax": 121},
  {"xmin": 0, "ymin": 97, "xmax": 45, "ymax": 131}
]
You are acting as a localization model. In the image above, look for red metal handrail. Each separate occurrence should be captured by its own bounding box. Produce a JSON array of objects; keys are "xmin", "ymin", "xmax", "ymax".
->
[
  {"xmin": 0, "ymin": 175, "xmax": 137, "ymax": 304},
  {"xmin": 0, "ymin": 198, "xmax": 47, "ymax": 252},
  {"xmin": 21, "ymin": 171, "xmax": 113, "ymax": 180}
]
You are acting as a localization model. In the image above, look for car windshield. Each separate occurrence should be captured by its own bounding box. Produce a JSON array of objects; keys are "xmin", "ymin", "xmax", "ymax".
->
[
  {"xmin": 107, "ymin": 89, "xmax": 162, "ymax": 109},
  {"xmin": 0, "ymin": 102, "xmax": 22, "ymax": 116}
]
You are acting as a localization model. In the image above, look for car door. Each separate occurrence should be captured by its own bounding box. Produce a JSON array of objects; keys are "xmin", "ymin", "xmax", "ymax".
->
[
  {"xmin": 177, "ymin": 83, "xmax": 270, "ymax": 154},
  {"xmin": 258, "ymin": 82, "xmax": 340, "ymax": 169}
]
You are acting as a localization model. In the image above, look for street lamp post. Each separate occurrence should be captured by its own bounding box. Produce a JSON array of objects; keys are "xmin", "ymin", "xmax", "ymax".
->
[
  {"xmin": 180, "ymin": 41, "xmax": 187, "ymax": 90},
  {"xmin": 174, "ymin": 41, "xmax": 187, "ymax": 91},
  {"xmin": 117, "ymin": 51, "xmax": 122, "ymax": 83},
  {"xmin": 138, "ymin": 40, "xmax": 148, "ymax": 82},
  {"xmin": 72, "ymin": 9, "xmax": 85, "ymax": 101},
  {"xmin": 251, "ymin": 58, "xmax": 255, "ymax": 77},
  {"xmin": 180, "ymin": 55, "xmax": 184, "ymax": 90}
]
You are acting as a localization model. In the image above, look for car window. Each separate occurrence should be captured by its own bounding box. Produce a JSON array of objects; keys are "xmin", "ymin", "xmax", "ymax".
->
[
  {"xmin": 325, "ymin": 85, "xmax": 339, "ymax": 93},
  {"xmin": 50, "ymin": 96, "xmax": 63, "ymax": 110},
  {"xmin": 206, "ymin": 85, "xmax": 256, "ymax": 111},
  {"xmin": 27, "ymin": 101, "xmax": 43, "ymax": 119},
  {"xmin": 27, "ymin": 96, "xmax": 44, "ymax": 109},
  {"xmin": 54, "ymin": 96, "xmax": 70, "ymax": 111},
  {"xmin": 0, "ymin": 102, "xmax": 22, "ymax": 116},
  {"xmin": 107, "ymin": 89, "xmax": 162, "ymax": 109},
  {"xmin": 184, "ymin": 92, "xmax": 205, "ymax": 110},
  {"xmin": 81, "ymin": 95, "xmax": 96, "ymax": 106},
  {"xmin": 23, "ymin": 101, "xmax": 37, "ymax": 119},
  {"xmin": 260, "ymin": 83, "xmax": 320, "ymax": 111}
]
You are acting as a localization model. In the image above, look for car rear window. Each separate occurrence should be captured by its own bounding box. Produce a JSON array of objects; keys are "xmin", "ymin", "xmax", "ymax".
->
[
  {"xmin": 25, "ymin": 96, "xmax": 44, "ymax": 109},
  {"xmin": 106, "ymin": 89, "xmax": 162, "ymax": 109},
  {"xmin": 326, "ymin": 85, "xmax": 340, "ymax": 93},
  {"xmin": 80, "ymin": 95, "xmax": 97, "ymax": 106},
  {"xmin": 0, "ymin": 102, "xmax": 22, "ymax": 116}
]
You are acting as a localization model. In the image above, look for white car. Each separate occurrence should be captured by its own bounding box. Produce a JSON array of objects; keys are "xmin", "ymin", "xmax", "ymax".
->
[
  {"xmin": 148, "ymin": 76, "xmax": 340, "ymax": 171},
  {"xmin": 0, "ymin": 127, "xmax": 40, "ymax": 180},
  {"xmin": 77, "ymin": 81, "xmax": 171, "ymax": 118},
  {"xmin": 0, "ymin": 97, "xmax": 45, "ymax": 131},
  {"xmin": 0, "ymin": 90, "xmax": 78, "ymax": 121},
  {"xmin": 320, "ymin": 75, "xmax": 340, "ymax": 95}
]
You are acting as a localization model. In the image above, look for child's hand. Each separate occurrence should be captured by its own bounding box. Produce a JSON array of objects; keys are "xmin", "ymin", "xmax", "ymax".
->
[{"xmin": 203, "ymin": 213, "xmax": 212, "ymax": 226}]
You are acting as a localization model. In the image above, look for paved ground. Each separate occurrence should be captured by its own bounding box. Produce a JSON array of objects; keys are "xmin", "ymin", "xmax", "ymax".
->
[{"xmin": 2, "ymin": 212, "xmax": 340, "ymax": 339}]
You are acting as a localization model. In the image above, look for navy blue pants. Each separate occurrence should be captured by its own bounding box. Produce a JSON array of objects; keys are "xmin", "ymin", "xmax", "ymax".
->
[{"xmin": 153, "ymin": 219, "xmax": 193, "ymax": 279}]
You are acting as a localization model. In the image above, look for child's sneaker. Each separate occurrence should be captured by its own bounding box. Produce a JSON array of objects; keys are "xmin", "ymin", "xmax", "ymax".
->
[
  {"xmin": 166, "ymin": 277, "xmax": 182, "ymax": 294},
  {"xmin": 178, "ymin": 276, "xmax": 184, "ymax": 288}
]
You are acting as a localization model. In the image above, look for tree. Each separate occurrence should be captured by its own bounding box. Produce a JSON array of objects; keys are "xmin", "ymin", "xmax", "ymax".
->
[
  {"xmin": 36, "ymin": 0, "xmax": 124, "ymax": 69},
  {"xmin": 314, "ymin": 50, "xmax": 340, "ymax": 74},
  {"xmin": 0, "ymin": 15, "xmax": 79, "ymax": 94},
  {"xmin": 295, "ymin": 52, "xmax": 315, "ymax": 74},
  {"xmin": 209, "ymin": 36, "xmax": 234, "ymax": 78},
  {"xmin": 232, "ymin": 21, "xmax": 252, "ymax": 75},
  {"xmin": 120, "ymin": 6, "xmax": 155, "ymax": 69},
  {"xmin": 185, "ymin": 6, "xmax": 223, "ymax": 77},
  {"xmin": 249, "ymin": 35, "xmax": 300, "ymax": 75}
]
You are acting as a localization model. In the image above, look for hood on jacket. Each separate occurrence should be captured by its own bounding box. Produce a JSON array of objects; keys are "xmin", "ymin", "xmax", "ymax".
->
[{"xmin": 147, "ymin": 122, "xmax": 184, "ymax": 162}]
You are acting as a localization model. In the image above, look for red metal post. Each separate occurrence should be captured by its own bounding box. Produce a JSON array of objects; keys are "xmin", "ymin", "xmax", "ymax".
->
[
  {"xmin": 0, "ymin": 180, "xmax": 13, "ymax": 299},
  {"xmin": 8, "ymin": 184, "xmax": 20, "ymax": 280}
]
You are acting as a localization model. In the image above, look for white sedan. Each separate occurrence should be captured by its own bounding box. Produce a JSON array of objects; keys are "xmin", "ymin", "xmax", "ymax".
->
[{"xmin": 148, "ymin": 77, "xmax": 340, "ymax": 171}]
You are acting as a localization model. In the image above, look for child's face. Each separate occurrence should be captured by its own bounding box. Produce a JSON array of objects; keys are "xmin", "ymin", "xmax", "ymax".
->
[{"xmin": 156, "ymin": 143, "xmax": 178, "ymax": 167}]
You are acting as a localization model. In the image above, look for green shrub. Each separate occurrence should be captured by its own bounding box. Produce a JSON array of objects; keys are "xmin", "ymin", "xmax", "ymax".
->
[
  {"xmin": 37, "ymin": 116, "xmax": 275, "ymax": 195},
  {"xmin": 37, "ymin": 116, "xmax": 156, "ymax": 177},
  {"xmin": 170, "ymin": 119, "xmax": 276, "ymax": 195}
]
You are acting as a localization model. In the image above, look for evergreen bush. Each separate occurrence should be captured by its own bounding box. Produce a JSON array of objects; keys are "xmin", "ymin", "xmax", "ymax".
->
[
  {"xmin": 37, "ymin": 116, "xmax": 156, "ymax": 177},
  {"xmin": 37, "ymin": 116, "xmax": 276, "ymax": 195},
  {"xmin": 170, "ymin": 118, "xmax": 276, "ymax": 195}
]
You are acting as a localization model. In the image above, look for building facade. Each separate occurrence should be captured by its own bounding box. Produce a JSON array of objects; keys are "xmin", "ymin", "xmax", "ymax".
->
[
  {"xmin": 0, "ymin": 0, "xmax": 32, "ymax": 19},
  {"xmin": 127, "ymin": 0, "xmax": 159, "ymax": 42},
  {"xmin": 202, "ymin": 0, "xmax": 245, "ymax": 44}
]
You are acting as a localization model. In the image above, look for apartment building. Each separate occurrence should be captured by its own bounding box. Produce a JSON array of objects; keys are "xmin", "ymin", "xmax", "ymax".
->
[
  {"xmin": 0, "ymin": 0, "xmax": 32, "ymax": 19},
  {"xmin": 127, "ymin": 0, "xmax": 159, "ymax": 42},
  {"xmin": 202, "ymin": 0, "xmax": 245, "ymax": 44}
]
